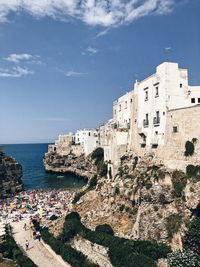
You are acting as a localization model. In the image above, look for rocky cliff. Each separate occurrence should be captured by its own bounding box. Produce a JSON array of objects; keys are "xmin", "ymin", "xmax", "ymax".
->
[
  {"xmin": 44, "ymin": 151, "xmax": 97, "ymax": 181},
  {"xmin": 72, "ymin": 153, "xmax": 199, "ymax": 250},
  {"xmin": 0, "ymin": 150, "xmax": 23, "ymax": 198},
  {"xmin": 44, "ymin": 149, "xmax": 200, "ymax": 251}
]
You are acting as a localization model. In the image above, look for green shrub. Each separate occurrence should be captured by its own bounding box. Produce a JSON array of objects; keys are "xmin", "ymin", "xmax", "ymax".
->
[
  {"xmin": 115, "ymin": 187, "xmax": 120, "ymax": 195},
  {"xmin": 184, "ymin": 217, "xmax": 200, "ymax": 254},
  {"xmin": 33, "ymin": 219, "xmax": 93, "ymax": 267},
  {"xmin": 124, "ymin": 240, "xmax": 171, "ymax": 261},
  {"xmin": 185, "ymin": 141, "xmax": 195, "ymax": 157},
  {"xmin": 132, "ymin": 156, "xmax": 138, "ymax": 170},
  {"xmin": 95, "ymin": 224, "xmax": 114, "ymax": 236},
  {"xmin": 97, "ymin": 161, "xmax": 108, "ymax": 177},
  {"xmin": 165, "ymin": 214, "xmax": 182, "ymax": 241},
  {"xmin": 119, "ymin": 204, "xmax": 125, "ymax": 212},
  {"xmin": 125, "ymin": 174, "xmax": 135, "ymax": 180},
  {"xmin": 91, "ymin": 148, "xmax": 104, "ymax": 164},
  {"xmin": 88, "ymin": 175, "xmax": 98, "ymax": 189},
  {"xmin": 61, "ymin": 212, "xmax": 170, "ymax": 267},
  {"xmin": 167, "ymin": 249, "xmax": 200, "ymax": 267},
  {"xmin": 1, "ymin": 235, "xmax": 37, "ymax": 267},
  {"xmin": 186, "ymin": 165, "xmax": 200, "ymax": 181},
  {"xmin": 66, "ymin": 212, "xmax": 81, "ymax": 221},
  {"xmin": 120, "ymin": 155, "xmax": 128, "ymax": 162},
  {"xmin": 172, "ymin": 170, "xmax": 187, "ymax": 198},
  {"xmin": 159, "ymin": 193, "xmax": 167, "ymax": 205}
]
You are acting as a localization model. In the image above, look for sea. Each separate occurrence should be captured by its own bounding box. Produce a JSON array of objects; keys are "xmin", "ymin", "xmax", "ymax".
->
[{"xmin": 2, "ymin": 143, "xmax": 86, "ymax": 190}]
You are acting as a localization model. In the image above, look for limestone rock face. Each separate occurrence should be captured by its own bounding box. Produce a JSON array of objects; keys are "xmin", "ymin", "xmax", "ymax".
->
[
  {"xmin": 44, "ymin": 151, "xmax": 96, "ymax": 181},
  {"xmin": 0, "ymin": 150, "xmax": 23, "ymax": 198},
  {"xmin": 73, "ymin": 153, "xmax": 200, "ymax": 249}
]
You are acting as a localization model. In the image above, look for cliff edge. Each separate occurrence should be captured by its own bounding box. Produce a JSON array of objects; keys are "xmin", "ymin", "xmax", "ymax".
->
[{"xmin": 0, "ymin": 150, "xmax": 23, "ymax": 198}]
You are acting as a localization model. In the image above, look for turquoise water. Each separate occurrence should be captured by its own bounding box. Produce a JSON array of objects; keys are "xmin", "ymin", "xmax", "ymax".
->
[{"xmin": 2, "ymin": 143, "xmax": 86, "ymax": 190}]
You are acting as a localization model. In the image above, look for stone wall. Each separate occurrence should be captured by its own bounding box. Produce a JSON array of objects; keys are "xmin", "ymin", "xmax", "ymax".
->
[
  {"xmin": 130, "ymin": 104, "xmax": 200, "ymax": 172},
  {"xmin": 71, "ymin": 236, "xmax": 113, "ymax": 267}
]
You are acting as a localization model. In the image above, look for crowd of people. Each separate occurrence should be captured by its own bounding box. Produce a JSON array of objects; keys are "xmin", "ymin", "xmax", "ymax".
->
[{"xmin": 0, "ymin": 189, "xmax": 78, "ymax": 223}]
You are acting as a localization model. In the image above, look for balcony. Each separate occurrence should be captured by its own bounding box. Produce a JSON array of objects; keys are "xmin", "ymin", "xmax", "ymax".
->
[
  {"xmin": 151, "ymin": 137, "xmax": 158, "ymax": 145},
  {"xmin": 143, "ymin": 119, "xmax": 149, "ymax": 128},
  {"xmin": 153, "ymin": 117, "xmax": 160, "ymax": 126}
]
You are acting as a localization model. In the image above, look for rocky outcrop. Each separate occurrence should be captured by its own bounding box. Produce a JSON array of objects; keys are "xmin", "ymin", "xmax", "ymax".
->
[
  {"xmin": 0, "ymin": 150, "xmax": 23, "ymax": 198},
  {"xmin": 44, "ymin": 152, "xmax": 96, "ymax": 181},
  {"xmin": 73, "ymin": 153, "xmax": 199, "ymax": 249}
]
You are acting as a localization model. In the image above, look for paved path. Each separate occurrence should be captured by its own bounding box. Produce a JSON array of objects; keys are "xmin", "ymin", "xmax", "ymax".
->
[{"xmin": 11, "ymin": 220, "xmax": 71, "ymax": 267}]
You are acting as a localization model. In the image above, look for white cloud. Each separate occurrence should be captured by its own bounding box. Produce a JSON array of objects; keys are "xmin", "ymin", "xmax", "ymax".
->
[
  {"xmin": 85, "ymin": 46, "xmax": 98, "ymax": 55},
  {"xmin": 0, "ymin": 66, "xmax": 34, "ymax": 77},
  {"xmin": 4, "ymin": 53, "xmax": 42, "ymax": 64},
  {"xmin": 0, "ymin": 0, "xmax": 176, "ymax": 27},
  {"xmin": 95, "ymin": 28, "xmax": 109, "ymax": 38},
  {"xmin": 65, "ymin": 70, "xmax": 87, "ymax": 77}
]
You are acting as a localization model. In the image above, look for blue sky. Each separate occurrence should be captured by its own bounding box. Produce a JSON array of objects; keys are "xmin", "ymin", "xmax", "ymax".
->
[{"xmin": 0, "ymin": 0, "xmax": 199, "ymax": 144}]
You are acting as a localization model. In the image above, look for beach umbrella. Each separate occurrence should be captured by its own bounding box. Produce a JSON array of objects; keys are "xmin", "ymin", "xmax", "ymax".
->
[
  {"xmin": 29, "ymin": 193, "xmax": 35, "ymax": 200},
  {"xmin": 38, "ymin": 210, "xmax": 44, "ymax": 215},
  {"xmin": 28, "ymin": 210, "xmax": 34, "ymax": 214}
]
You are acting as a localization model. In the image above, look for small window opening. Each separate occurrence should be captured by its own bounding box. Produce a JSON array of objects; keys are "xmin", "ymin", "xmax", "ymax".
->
[{"xmin": 173, "ymin": 126, "xmax": 178, "ymax": 133}]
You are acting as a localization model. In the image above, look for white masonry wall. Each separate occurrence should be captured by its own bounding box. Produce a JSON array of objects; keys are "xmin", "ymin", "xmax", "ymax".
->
[
  {"xmin": 113, "ymin": 91, "xmax": 133, "ymax": 129},
  {"xmin": 75, "ymin": 129, "xmax": 100, "ymax": 156},
  {"xmin": 134, "ymin": 62, "xmax": 200, "ymax": 148}
]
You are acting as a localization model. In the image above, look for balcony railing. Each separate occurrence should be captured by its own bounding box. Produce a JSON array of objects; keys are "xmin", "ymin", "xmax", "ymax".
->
[
  {"xmin": 153, "ymin": 117, "xmax": 160, "ymax": 126},
  {"xmin": 143, "ymin": 119, "xmax": 149, "ymax": 127}
]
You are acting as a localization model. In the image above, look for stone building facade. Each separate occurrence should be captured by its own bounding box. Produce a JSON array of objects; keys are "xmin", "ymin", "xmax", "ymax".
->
[
  {"xmin": 47, "ymin": 62, "xmax": 200, "ymax": 174},
  {"xmin": 47, "ymin": 129, "xmax": 100, "ymax": 157},
  {"xmin": 100, "ymin": 62, "xmax": 200, "ymax": 174}
]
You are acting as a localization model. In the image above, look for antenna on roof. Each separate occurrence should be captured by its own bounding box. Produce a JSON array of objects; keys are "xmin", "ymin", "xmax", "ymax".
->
[{"xmin": 164, "ymin": 47, "xmax": 172, "ymax": 62}]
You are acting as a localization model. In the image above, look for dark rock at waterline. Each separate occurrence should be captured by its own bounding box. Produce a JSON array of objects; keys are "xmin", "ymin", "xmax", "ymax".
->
[
  {"xmin": 44, "ymin": 152, "xmax": 96, "ymax": 181},
  {"xmin": 0, "ymin": 150, "xmax": 23, "ymax": 198}
]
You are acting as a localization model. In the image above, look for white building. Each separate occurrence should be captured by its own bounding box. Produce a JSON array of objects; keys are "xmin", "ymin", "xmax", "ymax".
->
[
  {"xmin": 47, "ymin": 133, "xmax": 75, "ymax": 156},
  {"xmin": 75, "ymin": 129, "xmax": 100, "ymax": 156},
  {"xmin": 134, "ymin": 62, "xmax": 200, "ymax": 148},
  {"xmin": 113, "ymin": 91, "xmax": 133, "ymax": 129}
]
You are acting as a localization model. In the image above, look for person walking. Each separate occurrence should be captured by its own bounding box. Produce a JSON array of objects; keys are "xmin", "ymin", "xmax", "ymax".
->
[{"xmin": 23, "ymin": 222, "xmax": 27, "ymax": 231}]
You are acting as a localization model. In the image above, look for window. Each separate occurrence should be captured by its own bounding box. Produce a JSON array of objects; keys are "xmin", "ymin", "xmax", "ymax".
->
[
  {"xmin": 119, "ymin": 104, "xmax": 121, "ymax": 111},
  {"xmin": 143, "ymin": 114, "xmax": 149, "ymax": 127},
  {"xmin": 88, "ymin": 132, "xmax": 91, "ymax": 136},
  {"xmin": 163, "ymin": 111, "xmax": 165, "ymax": 115},
  {"xmin": 145, "ymin": 90, "xmax": 148, "ymax": 101},
  {"xmin": 198, "ymin": 98, "xmax": 200, "ymax": 104},
  {"xmin": 155, "ymin": 86, "xmax": 159, "ymax": 97},
  {"xmin": 191, "ymin": 98, "xmax": 195, "ymax": 103},
  {"xmin": 173, "ymin": 126, "xmax": 178, "ymax": 133},
  {"xmin": 154, "ymin": 111, "xmax": 160, "ymax": 125},
  {"xmin": 130, "ymin": 98, "xmax": 133, "ymax": 103},
  {"xmin": 180, "ymin": 83, "xmax": 183, "ymax": 88},
  {"xmin": 125, "ymin": 101, "xmax": 127, "ymax": 109}
]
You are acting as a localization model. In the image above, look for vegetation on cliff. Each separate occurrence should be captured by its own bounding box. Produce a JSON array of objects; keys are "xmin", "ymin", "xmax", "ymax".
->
[
  {"xmin": 60, "ymin": 212, "xmax": 170, "ymax": 267},
  {"xmin": 0, "ymin": 231, "xmax": 36, "ymax": 267}
]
